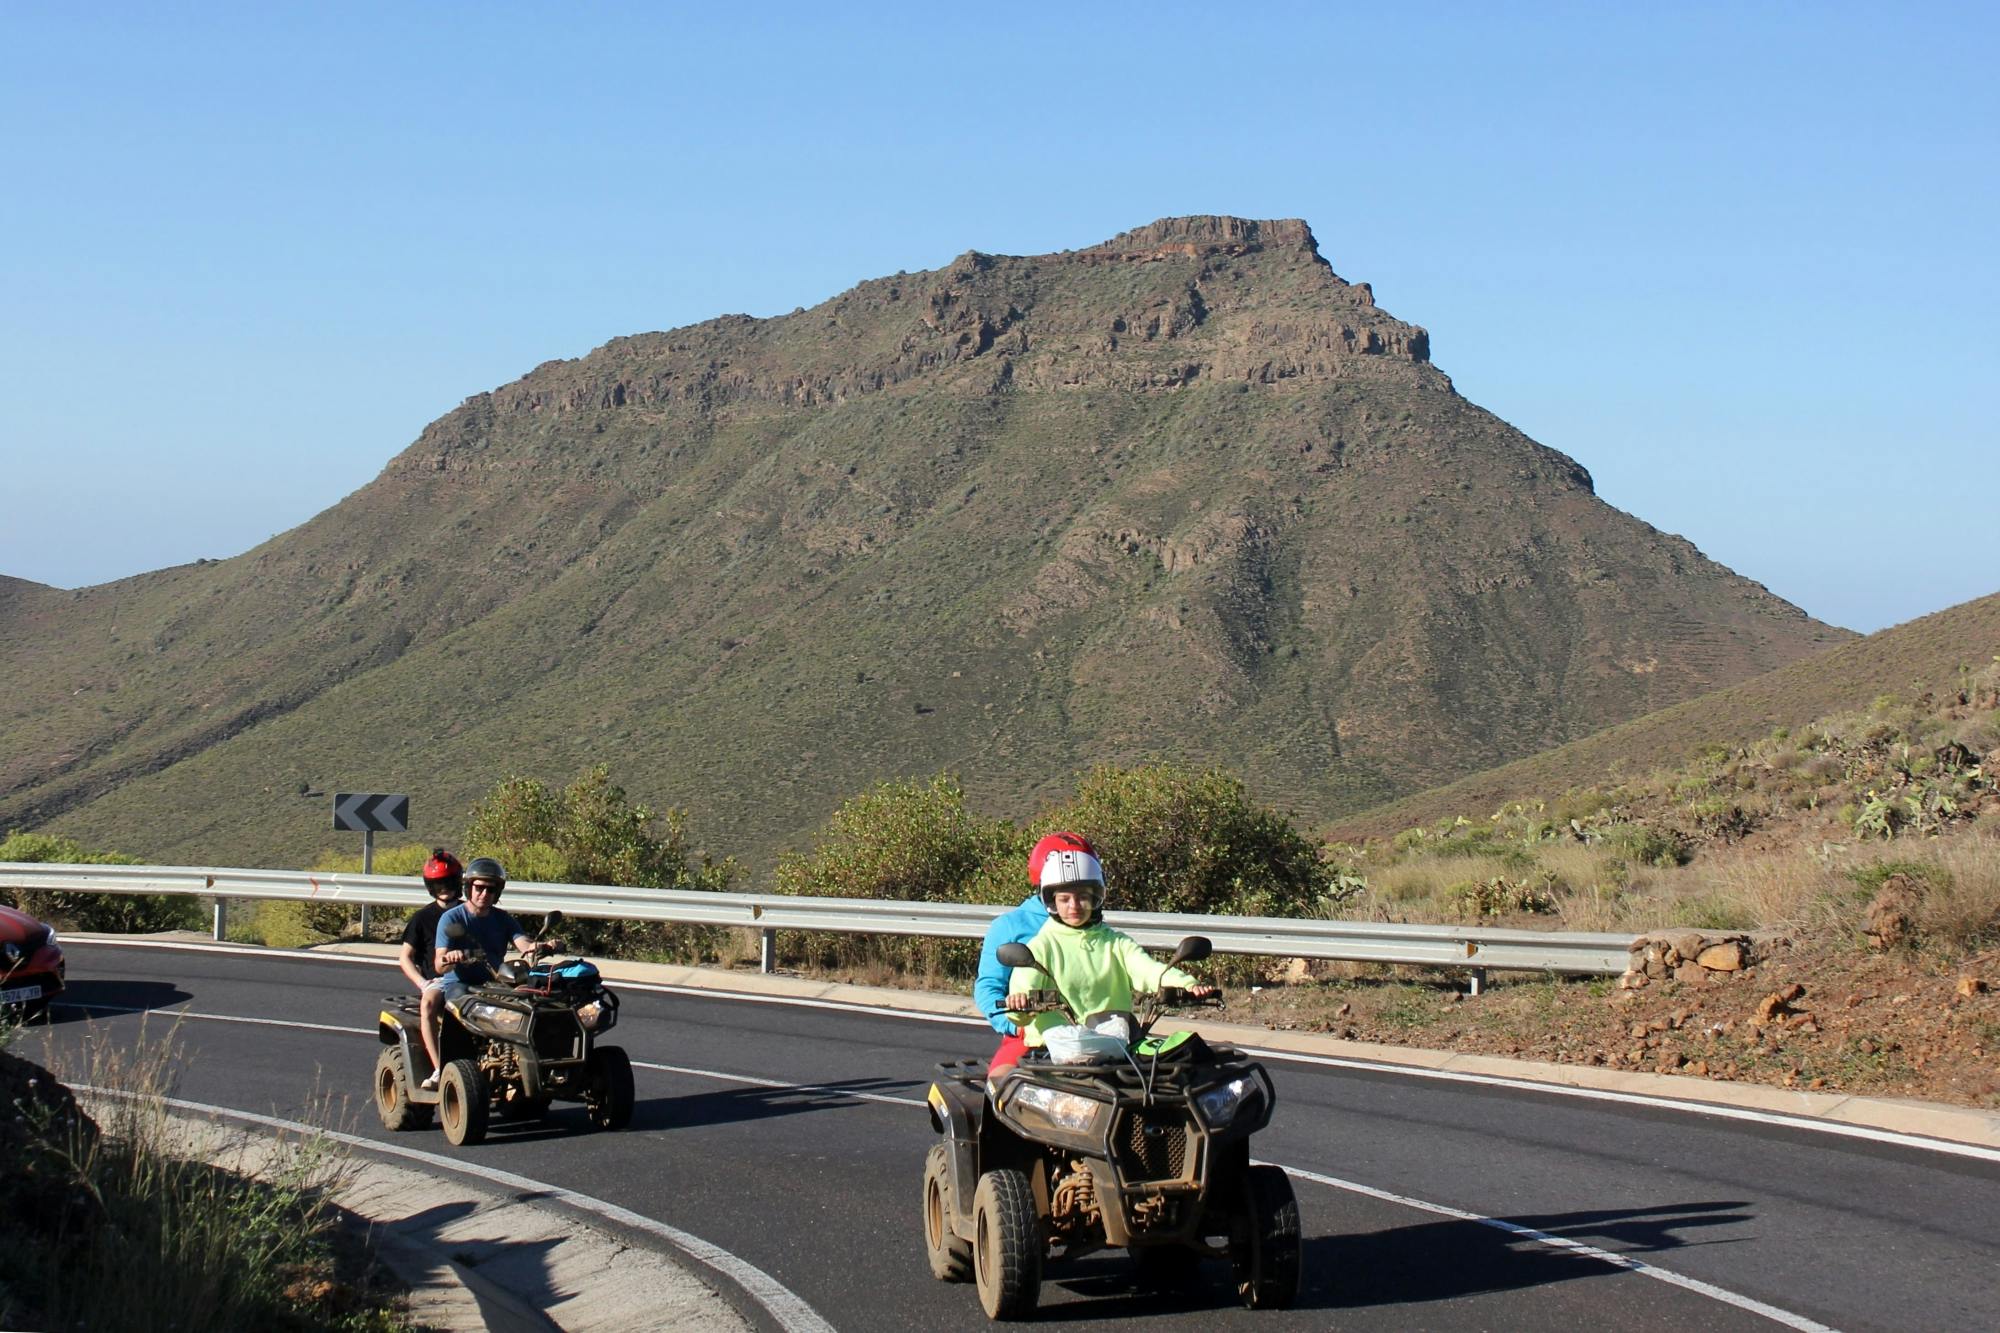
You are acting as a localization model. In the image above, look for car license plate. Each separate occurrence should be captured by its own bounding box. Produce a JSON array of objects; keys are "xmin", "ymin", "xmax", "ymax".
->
[{"xmin": 1, "ymin": 984, "xmax": 42, "ymax": 1003}]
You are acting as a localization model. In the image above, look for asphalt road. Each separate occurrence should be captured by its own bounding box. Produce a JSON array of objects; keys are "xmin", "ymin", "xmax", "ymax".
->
[{"xmin": 20, "ymin": 941, "xmax": 2000, "ymax": 1331}]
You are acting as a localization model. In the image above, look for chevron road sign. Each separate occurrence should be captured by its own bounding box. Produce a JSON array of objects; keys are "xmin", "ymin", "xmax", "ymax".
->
[{"xmin": 331, "ymin": 793, "xmax": 409, "ymax": 833}]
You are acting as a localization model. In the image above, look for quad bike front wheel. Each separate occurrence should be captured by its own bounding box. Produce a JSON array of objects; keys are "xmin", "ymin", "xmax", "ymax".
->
[
  {"xmin": 439, "ymin": 1058, "xmax": 489, "ymax": 1147},
  {"xmin": 922, "ymin": 1144, "xmax": 972, "ymax": 1282},
  {"xmin": 972, "ymin": 1168, "xmax": 1042, "ymax": 1320},
  {"xmin": 374, "ymin": 1046, "xmax": 433, "ymax": 1132},
  {"xmin": 584, "ymin": 1045, "xmax": 634, "ymax": 1130},
  {"xmin": 1229, "ymin": 1164, "xmax": 1301, "ymax": 1309}
]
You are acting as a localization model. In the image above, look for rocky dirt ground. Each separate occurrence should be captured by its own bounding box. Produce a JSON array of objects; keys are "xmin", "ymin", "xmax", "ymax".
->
[{"xmin": 1227, "ymin": 936, "xmax": 2000, "ymax": 1109}]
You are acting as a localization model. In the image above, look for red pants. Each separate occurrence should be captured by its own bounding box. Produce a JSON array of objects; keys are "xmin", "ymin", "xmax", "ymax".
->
[{"xmin": 988, "ymin": 1032, "xmax": 1029, "ymax": 1077}]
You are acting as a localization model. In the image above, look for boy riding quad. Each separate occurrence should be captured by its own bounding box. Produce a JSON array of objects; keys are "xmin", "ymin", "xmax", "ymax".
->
[
  {"xmin": 374, "ymin": 906, "xmax": 634, "ymax": 1145},
  {"xmin": 924, "ymin": 879, "xmax": 1301, "ymax": 1319}
]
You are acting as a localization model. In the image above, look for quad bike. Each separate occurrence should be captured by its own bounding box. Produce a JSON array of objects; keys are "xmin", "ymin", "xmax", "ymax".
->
[
  {"xmin": 923, "ymin": 936, "xmax": 1301, "ymax": 1320},
  {"xmin": 374, "ymin": 909, "xmax": 635, "ymax": 1146}
]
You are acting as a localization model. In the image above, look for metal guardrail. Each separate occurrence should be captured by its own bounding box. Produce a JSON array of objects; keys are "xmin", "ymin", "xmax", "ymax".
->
[{"xmin": 0, "ymin": 862, "xmax": 1638, "ymax": 989}]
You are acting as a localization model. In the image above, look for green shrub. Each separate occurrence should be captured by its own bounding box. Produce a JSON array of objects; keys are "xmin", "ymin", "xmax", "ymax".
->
[
  {"xmin": 1598, "ymin": 823, "xmax": 1690, "ymax": 868},
  {"xmin": 1040, "ymin": 763, "xmax": 1351, "ymax": 920},
  {"xmin": 1451, "ymin": 873, "xmax": 1559, "ymax": 918},
  {"xmin": 463, "ymin": 766, "xmax": 738, "ymax": 962},
  {"xmin": 0, "ymin": 831, "xmax": 199, "ymax": 934},
  {"xmin": 773, "ymin": 774, "xmax": 1023, "ymax": 977}
]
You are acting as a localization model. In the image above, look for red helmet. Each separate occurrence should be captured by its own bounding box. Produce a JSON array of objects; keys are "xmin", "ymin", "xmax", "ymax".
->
[
  {"xmin": 421, "ymin": 849, "xmax": 464, "ymax": 895},
  {"xmin": 1029, "ymin": 832, "xmax": 1105, "ymax": 925}
]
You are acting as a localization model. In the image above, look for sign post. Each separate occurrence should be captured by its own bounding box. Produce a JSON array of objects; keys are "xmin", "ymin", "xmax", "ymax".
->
[{"xmin": 333, "ymin": 793, "xmax": 410, "ymax": 937}]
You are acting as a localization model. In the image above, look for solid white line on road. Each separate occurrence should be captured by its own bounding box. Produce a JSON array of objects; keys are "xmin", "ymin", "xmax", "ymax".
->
[
  {"xmin": 1272, "ymin": 1161, "xmax": 1840, "ymax": 1333},
  {"xmin": 60, "ymin": 1001, "xmax": 375, "ymax": 1036},
  {"xmin": 72, "ymin": 1084, "xmax": 836, "ymax": 1333}
]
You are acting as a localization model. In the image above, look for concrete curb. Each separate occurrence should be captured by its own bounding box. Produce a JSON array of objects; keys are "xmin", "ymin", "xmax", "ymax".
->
[
  {"xmin": 297, "ymin": 938, "xmax": 2000, "ymax": 1151},
  {"xmin": 114, "ymin": 1105, "xmax": 751, "ymax": 1333}
]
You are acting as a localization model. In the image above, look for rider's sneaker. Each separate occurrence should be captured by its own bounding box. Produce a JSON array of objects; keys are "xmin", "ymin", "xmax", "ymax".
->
[{"xmin": 420, "ymin": 1072, "xmax": 440, "ymax": 1091}]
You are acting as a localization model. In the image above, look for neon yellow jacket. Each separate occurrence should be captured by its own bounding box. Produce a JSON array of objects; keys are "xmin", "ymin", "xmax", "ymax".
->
[{"xmin": 1006, "ymin": 919, "xmax": 1197, "ymax": 1045}]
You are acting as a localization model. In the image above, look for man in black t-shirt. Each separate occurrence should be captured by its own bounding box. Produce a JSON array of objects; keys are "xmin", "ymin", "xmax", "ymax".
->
[{"xmin": 397, "ymin": 849, "xmax": 464, "ymax": 991}]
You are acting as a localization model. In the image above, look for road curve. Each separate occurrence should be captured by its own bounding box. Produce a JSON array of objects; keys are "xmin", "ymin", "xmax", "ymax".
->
[{"xmin": 21, "ymin": 940, "xmax": 2000, "ymax": 1332}]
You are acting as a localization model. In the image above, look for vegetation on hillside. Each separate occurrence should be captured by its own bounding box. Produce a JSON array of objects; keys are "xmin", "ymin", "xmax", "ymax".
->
[{"xmin": 1333, "ymin": 659, "xmax": 2000, "ymax": 953}]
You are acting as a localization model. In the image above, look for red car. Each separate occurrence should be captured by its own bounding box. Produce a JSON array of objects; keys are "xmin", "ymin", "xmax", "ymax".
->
[{"xmin": 0, "ymin": 903, "xmax": 64, "ymax": 1020}]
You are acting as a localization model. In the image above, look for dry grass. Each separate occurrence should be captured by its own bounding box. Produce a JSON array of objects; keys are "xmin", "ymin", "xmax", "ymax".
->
[{"xmin": 7, "ymin": 1023, "xmax": 409, "ymax": 1332}]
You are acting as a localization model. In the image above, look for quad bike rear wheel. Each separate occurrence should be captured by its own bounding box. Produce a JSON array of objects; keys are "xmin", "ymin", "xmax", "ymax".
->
[
  {"xmin": 1229, "ymin": 1163, "xmax": 1301, "ymax": 1309},
  {"xmin": 922, "ymin": 1144, "xmax": 972, "ymax": 1282},
  {"xmin": 972, "ymin": 1168, "xmax": 1042, "ymax": 1320},
  {"xmin": 439, "ymin": 1058, "xmax": 489, "ymax": 1147},
  {"xmin": 584, "ymin": 1045, "xmax": 634, "ymax": 1130},
  {"xmin": 374, "ymin": 1046, "xmax": 433, "ymax": 1131}
]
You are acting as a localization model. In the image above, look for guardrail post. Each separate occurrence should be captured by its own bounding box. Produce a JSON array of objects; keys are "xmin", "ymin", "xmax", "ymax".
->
[
  {"xmin": 760, "ymin": 928, "xmax": 775, "ymax": 975},
  {"xmin": 213, "ymin": 898, "xmax": 225, "ymax": 942},
  {"xmin": 1467, "ymin": 967, "xmax": 1487, "ymax": 997}
]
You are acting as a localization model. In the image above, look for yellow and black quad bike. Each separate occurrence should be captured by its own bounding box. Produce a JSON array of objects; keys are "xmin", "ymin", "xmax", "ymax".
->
[
  {"xmin": 922, "ymin": 935, "xmax": 1299, "ymax": 1321},
  {"xmin": 374, "ymin": 910, "xmax": 634, "ymax": 1146}
]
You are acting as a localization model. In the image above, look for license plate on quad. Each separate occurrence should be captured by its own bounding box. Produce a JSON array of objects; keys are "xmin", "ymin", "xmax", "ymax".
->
[{"xmin": 2, "ymin": 984, "xmax": 43, "ymax": 1004}]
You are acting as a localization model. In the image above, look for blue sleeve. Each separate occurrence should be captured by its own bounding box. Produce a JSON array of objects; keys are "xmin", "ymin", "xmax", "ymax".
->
[
  {"xmin": 433, "ymin": 907, "xmax": 457, "ymax": 955},
  {"xmin": 975, "ymin": 898, "xmax": 1043, "ymax": 1034}
]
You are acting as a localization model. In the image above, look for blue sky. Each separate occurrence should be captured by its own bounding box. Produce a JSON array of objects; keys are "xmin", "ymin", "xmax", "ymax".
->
[{"xmin": 3, "ymin": 3, "xmax": 1993, "ymax": 633}]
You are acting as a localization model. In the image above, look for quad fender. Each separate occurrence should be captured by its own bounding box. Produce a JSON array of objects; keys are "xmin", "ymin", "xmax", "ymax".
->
[
  {"xmin": 376, "ymin": 1010, "xmax": 438, "ymax": 1101},
  {"xmin": 927, "ymin": 1076, "xmax": 988, "ymax": 1236}
]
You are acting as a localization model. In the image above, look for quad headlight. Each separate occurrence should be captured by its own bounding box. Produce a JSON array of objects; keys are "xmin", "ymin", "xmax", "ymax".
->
[
  {"xmin": 576, "ymin": 1000, "xmax": 604, "ymax": 1030},
  {"xmin": 460, "ymin": 1001, "xmax": 529, "ymax": 1036},
  {"xmin": 1006, "ymin": 1082, "xmax": 1110, "ymax": 1143},
  {"xmin": 1194, "ymin": 1075, "xmax": 1263, "ymax": 1129}
]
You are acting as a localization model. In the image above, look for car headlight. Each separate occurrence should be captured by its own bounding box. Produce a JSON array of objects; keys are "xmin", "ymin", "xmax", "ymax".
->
[
  {"xmin": 1194, "ymin": 1076, "xmax": 1262, "ymax": 1129},
  {"xmin": 1008, "ymin": 1082, "xmax": 1110, "ymax": 1139},
  {"xmin": 461, "ymin": 1001, "xmax": 529, "ymax": 1036},
  {"xmin": 576, "ymin": 1000, "xmax": 604, "ymax": 1030}
]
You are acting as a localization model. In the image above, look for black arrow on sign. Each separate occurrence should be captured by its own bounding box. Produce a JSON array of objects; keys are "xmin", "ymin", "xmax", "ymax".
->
[{"xmin": 332, "ymin": 792, "xmax": 410, "ymax": 833}]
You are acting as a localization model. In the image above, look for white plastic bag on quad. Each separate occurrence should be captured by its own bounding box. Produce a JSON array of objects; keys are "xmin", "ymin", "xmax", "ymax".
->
[{"xmin": 1043, "ymin": 1014, "xmax": 1134, "ymax": 1064}]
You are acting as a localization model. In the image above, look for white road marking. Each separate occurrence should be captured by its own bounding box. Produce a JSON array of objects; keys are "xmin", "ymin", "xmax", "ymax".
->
[
  {"xmin": 72, "ymin": 1083, "xmax": 835, "ymax": 1333},
  {"xmin": 1273, "ymin": 1161, "xmax": 1840, "ymax": 1332},
  {"xmin": 635, "ymin": 1060, "xmax": 927, "ymax": 1109},
  {"xmin": 59, "ymin": 994, "xmax": 1842, "ymax": 1328}
]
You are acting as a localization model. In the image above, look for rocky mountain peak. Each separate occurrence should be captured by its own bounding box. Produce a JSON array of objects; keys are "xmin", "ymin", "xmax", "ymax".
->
[{"xmin": 1076, "ymin": 215, "xmax": 1320, "ymax": 261}]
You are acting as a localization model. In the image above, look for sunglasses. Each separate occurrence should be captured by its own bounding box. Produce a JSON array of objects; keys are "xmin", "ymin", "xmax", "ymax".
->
[{"xmin": 468, "ymin": 881, "xmax": 502, "ymax": 893}]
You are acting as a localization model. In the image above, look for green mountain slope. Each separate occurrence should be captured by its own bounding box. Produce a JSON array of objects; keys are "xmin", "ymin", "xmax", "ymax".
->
[
  {"xmin": 2, "ymin": 217, "xmax": 1848, "ymax": 870},
  {"xmin": 1329, "ymin": 590, "xmax": 2000, "ymax": 841}
]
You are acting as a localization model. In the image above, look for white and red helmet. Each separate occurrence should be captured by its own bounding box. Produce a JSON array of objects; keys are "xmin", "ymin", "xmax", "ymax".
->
[{"xmin": 1030, "ymin": 831, "xmax": 1106, "ymax": 925}]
